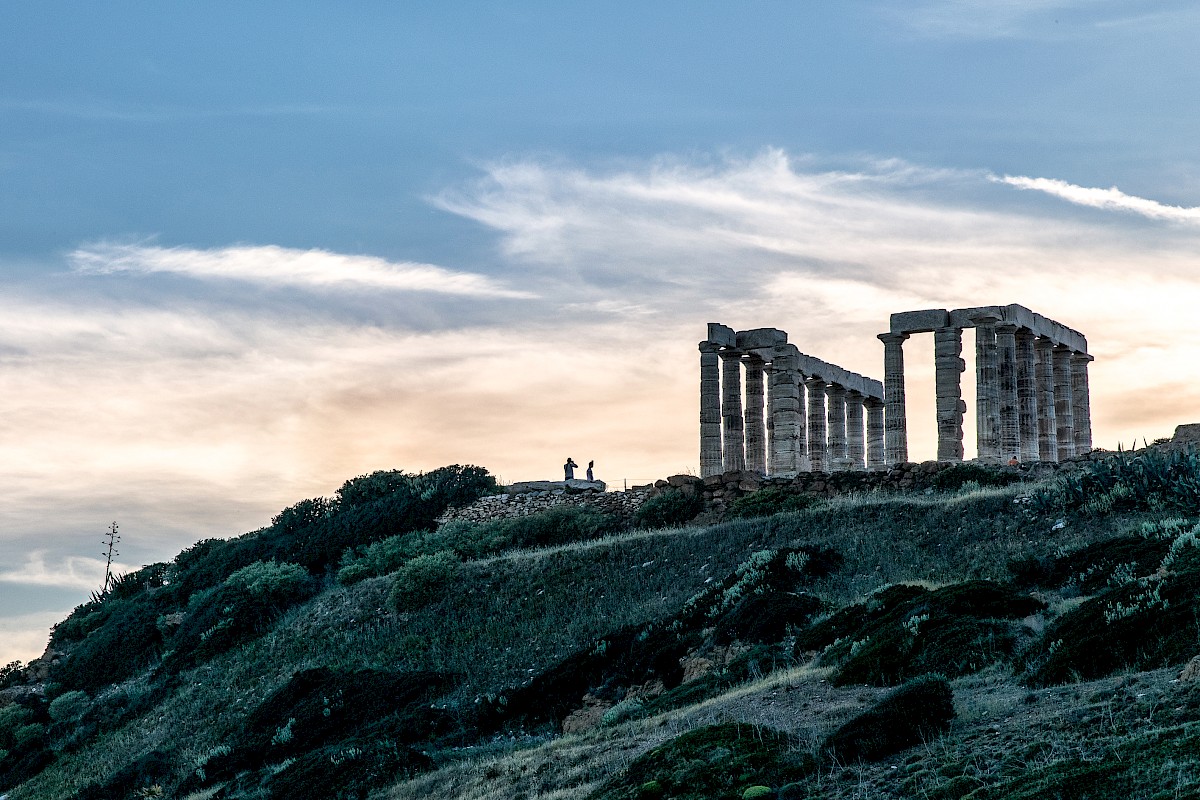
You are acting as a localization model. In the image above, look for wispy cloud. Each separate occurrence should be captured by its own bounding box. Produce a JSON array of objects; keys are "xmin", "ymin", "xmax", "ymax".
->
[
  {"xmin": 890, "ymin": 0, "xmax": 1193, "ymax": 40},
  {"xmin": 70, "ymin": 242, "xmax": 536, "ymax": 298},
  {"xmin": 0, "ymin": 551, "xmax": 130, "ymax": 592},
  {"xmin": 995, "ymin": 174, "xmax": 1200, "ymax": 223}
]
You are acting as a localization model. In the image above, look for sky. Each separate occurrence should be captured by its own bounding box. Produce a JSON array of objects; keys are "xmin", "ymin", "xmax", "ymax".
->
[{"xmin": 3, "ymin": 0, "xmax": 1200, "ymax": 664}]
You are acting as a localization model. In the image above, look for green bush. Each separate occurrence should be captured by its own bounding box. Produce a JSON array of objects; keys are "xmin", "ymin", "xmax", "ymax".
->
[
  {"xmin": 1033, "ymin": 449, "xmax": 1200, "ymax": 515},
  {"xmin": 822, "ymin": 675, "xmax": 955, "ymax": 763},
  {"xmin": 634, "ymin": 489, "xmax": 703, "ymax": 529},
  {"xmin": 728, "ymin": 488, "xmax": 820, "ymax": 518},
  {"xmin": 47, "ymin": 690, "xmax": 90, "ymax": 724},
  {"xmin": 931, "ymin": 463, "xmax": 1021, "ymax": 492},
  {"xmin": 389, "ymin": 551, "xmax": 462, "ymax": 612}
]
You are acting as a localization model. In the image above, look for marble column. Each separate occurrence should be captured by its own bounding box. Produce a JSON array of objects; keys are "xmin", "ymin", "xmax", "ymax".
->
[
  {"xmin": 1015, "ymin": 330, "xmax": 1039, "ymax": 464},
  {"xmin": 765, "ymin": 362, "xmax": 776, "ymax": 474},
  {"xmin": 768, "ymin": 354, "xmax": 801, "ymax": 477},
  {"xmin": 996, "ymin": 323, "xmax": 1020, "ymax": 463},
  {"xmin": 720, "ymin": 350, "xmax": 746, "ymax": 472},
  {"xmin": 1070, "ymin": 352, "xmax": 1093, "ymax": 456},
  {"xmin": 743, "ymin": 356, "xmax": 766, "ymax": 474},
  {"xmin": 972, "ymin": 314, "xmax": 1001, "ymax": 464},
  {"xmin": 878, "ymin": 332, "xmax": 909, "ymax": 465},
  {"xmin": 933, "ymin": 326, "xmax": 966, "ymax": 462},
  {"xmin": 846, "ymin": 391, "xmax": 866, "ymax": 470},
  {"xmin": 826, "ymin": 384, "xmax": 848, "ymax": 470},
  {"xmin": 1034, "ymin": 337, "xmax": 1058, "ymax": 462},
  {"xmin": 699, "ymin": 342, "xmax": 723, "ymax": 477},
  {"xmin": 1053, "ymin": 345, "xmax": 1076, "ymax": 461},
  {"xmin": 805, "ymin": 377, "xmax": 828, "ymax": 472},
  {"xmin": 865, "ymin": 398, "xmax": 886, "ymax": 469}
]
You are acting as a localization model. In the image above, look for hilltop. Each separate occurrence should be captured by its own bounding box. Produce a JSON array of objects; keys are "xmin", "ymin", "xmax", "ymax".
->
[{"xmin": 4, "ymin": 442, "xmax": 1200, "ymax": 799}]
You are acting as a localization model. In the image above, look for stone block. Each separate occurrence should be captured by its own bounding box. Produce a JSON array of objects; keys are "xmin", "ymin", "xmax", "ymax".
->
[
  {"xmin": 736, "ymin": 327, "xmax": 788, "ymax": 350},
  {"xmin": 890, "ymin": 309, "xmax": 949, "ymax": 334},
  {"xmin": 564, "ymin": 479, "xmax": 607, "ymax": 493},
  {"xmin": 1174, "ymin": 424, "xmax": 1200, "ymax": 443},
  {"xmin": 506, "ymin": 480, "xmax": 564, "ymax": 495},
  {"xmin": 706, "ymin": 323, "xmax": 736, "ymax": 347},
  {"xmin": 667, "ymin": 474, "xmax": 702, "ymax": 487}
]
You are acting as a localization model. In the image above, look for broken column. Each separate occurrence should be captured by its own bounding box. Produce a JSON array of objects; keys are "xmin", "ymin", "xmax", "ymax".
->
[
  {"xmin": 806, "ymin": 377, "xmax": 828, "ymax": 472},
  {"xmin": 699, "ymin": 341, "xmax": 723, "ymax": 477},
  {"xmin": 933, "ymin": 326, "xmax": 965, "ymax": 462},
  {"xmin": 743, "ymin": 355, "xmax": 767, "ymax": 474},
  {"xmin": 1016, "ymin": 330, "xmax": 1039, "ymax": 464},
  {"xmin": 996, "ymin": 323, "xmax": 1020, "ymax": 463},
  {"xmin": 878, "ymin": 332, "xmax": 909, "ymax": 465}
]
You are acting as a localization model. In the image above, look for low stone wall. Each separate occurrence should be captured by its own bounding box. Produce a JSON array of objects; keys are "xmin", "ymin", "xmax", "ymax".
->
[{"xmin": 438, "ymin": 484, "xmax": 654, "ymax": 526}]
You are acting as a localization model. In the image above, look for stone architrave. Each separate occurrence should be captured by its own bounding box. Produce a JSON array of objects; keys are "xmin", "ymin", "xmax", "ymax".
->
[
  {"xmin": 933, "ymin": 327, "xmax": 965, "ymax": 462},
  {"xmin": 971, "ymin": 314, "xmax": 1001, "ymax": 464},
  {"xmin": 1015, "ymin": 330, "xmax": 1039, "ymax": 463},
  {"xmin": 1053, "ymin": 345, "xmax": 1076, "ymax": 461},
  {"xmin": 865, "ymin": 398, "xmax": 885, "ymax": 469},
  {"xmin": 995, "ymin": 323, "xmax": 1020, "ymax": 463},
  {"xmin": 805, "ymin": 377, "xmax": 828, "ymax": 472},
  {"xmin": 1071, "ymin": 352, "xmax": 1093, "ymax": 455},
  {"xmin": 743, "ymin": 355, "xmax": 766, "ymax": 474},
  {"xmin": 768, "ymin": 353, "xmax": 801, "ymax": 477},
  {"xmin": 878, "ymin": 332, "xmax": 909, "ymax": 465},
  {"xmin": 720, "ymin": 350, "xmax": 746, "ymax": 472},
  {"xmin": 699, "ymin": 342, "xmax": 723, "ymax": 477},
  {"xmin": 1034, "ymin": 337, "xmax": 1058, "ymax": 462},
  {"xmin": 846, "ymin": 391, "xmax": 866, "ymax": 470},
  {"xmin": 826, "ymin": 383, "xmax": 848, "ymax": 470}
]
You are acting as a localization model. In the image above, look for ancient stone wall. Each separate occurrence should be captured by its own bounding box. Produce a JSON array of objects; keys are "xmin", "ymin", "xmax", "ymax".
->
[{"xmin": 437, "ymin": 484, "xmax": 653, "ymax": 526}]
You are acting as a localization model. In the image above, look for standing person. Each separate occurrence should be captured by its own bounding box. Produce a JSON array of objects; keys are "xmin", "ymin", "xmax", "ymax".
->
[
  {"xmin": 586, "ymin": 460, "xmax": 594, "ymax": 481},
  {"xmin": 564, "ymin": 457, "xmax": 578, "ymax": 480}
]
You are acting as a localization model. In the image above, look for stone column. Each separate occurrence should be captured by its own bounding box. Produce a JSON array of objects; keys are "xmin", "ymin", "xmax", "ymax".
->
[
  {"xmin": 995, "ymin": 323, "xmax": 1020, "ymax": 464},
  {"xmin": 720, "ymin": 350, "xmax": 746, "ymax": 472},
  {"xmin": 796, "ymin": 379, "xmax": 810, "ymax": 472},
  {"xmin": 971, "ymin": 314, "xmax": 1001, "ymax": 464},
  {"xmin": 1034, "ymin": 337, "xmax": 1058, "ymax": 462},
  {"xmin": 878, "ymin": 332, "xmax": 909, "ymax": 465},
  {"xmin": 765, "ymin": 362, "xmax": 776, "ymax": 473},
  {"xmin": 1053, "ymin": 345, "xmax": 1076, "ymax": 461},
  {"xmin": 846, "ymin": 391, "xmax": 866, "ymax": 470},
  {"xmin": 1071, "ymin": 352, "xmax": 1094, "ymax": 455},
  {"xmin": 768, "ymin": 354, "xmax": 801, "ymax": 477},
  {"xmin": 865, "ymin": 398, "xmax": 886, "ymax": 469},
  {"xmin": 933, "ymin": 327, "xmax": 965, "ymax": 462},
  {"xmin": 805, "ymin": 377, "xmax": 828, "ymax": 472},
  {"xmin": 826, "ymin": 384, "xmax": 848, "ymax": 470},
  {"xmin": 699, "ymin": 342, "xmax": 723, "ymax": 477},
  {"xmin": 743, "ymin": 356, "xmax": 766, "ymax": 474},
  {"xmin": 1015, "ymin": 330, "xmax": 1039, "ymax": 464}
]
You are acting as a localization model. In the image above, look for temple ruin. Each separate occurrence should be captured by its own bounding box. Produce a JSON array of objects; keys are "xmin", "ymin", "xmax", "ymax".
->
[
  {"xmin": 699, "ymin": 323, "xmax": 885, "ymax": 478},
  {"xmin": 700, "ymin": 305, "xmax": 1092, "ymax": 475},
  {"xmin": 881, "ymin": 304, "xmax": 1092, "ymax": 465}
]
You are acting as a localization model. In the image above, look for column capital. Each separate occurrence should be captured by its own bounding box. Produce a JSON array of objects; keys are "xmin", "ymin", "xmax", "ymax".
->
[
  {"xmin": 863, "ymin": 396, "xmax": 884, "ymax": 409},
  {"xmin": 877, "ymin": 332, "xmax": 910, "ymax": 345},
  {"xmin": 1070, "ymin": 351, "xmax": 1095, "ymax": 364},
  {"xmin": 699, "ymin": 340, "xmax": 721, "ymax": 354},
  {"xmin": 995, "ymin": 322, "xmax": 1019, "ymax": 335},
  {"xmin": 969, "ymin": 312, "xmax": 1001, "ymax": 325},
  {"xmin": 719, "ymin": 347, "xmax": 744, "ymax": 359},
  {"xmin": 803, "ymin": 376, "xmax": 827, "ymax": 388},
  {"xmin": 826, "ymin": 382, "xmax": 846, "ymax": 397},
  {"xmin": 1052, "ymin": 343, "xmax": 1074, "ymax": 354}
]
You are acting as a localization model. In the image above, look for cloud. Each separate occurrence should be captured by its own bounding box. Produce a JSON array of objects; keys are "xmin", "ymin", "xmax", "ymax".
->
[
  {"xmin": 70, "ymin": 242, "xmax": 536, "ymax": 298},
  {"xmin": 887, "ymin": 0, "xmax": 1195, "ymax": 40},
  {"xmin": 0, "ymin": 551, "xmax": 131, "ymax": 592},
  {"xmin": 0, "ymin": 611, "xmax": 61, "ymax": 664},
  {"xmin": 995, "ymin": 174, "xmax": 1200, "ymax": 223}
]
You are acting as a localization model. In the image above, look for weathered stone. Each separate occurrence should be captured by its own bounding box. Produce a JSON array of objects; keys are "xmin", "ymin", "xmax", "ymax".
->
[
  {"xmin": 1016, "ymin": 330, "xmax": 1039, "ymax": 463},
  {"xmin": 878, "ymin": 332, "xmax": 909, "ymax": 465},
  {"xmin": 1035, "ymin": 337, "xmax": 1058, "ymax": 462},
  {"xmin": 667, "ymin": 474, "xmax": 701, "ymax": 487},
  {"xmin": 972, "ymin": 312, "xmax": 1001, "ymax": 464},
  {"xmin": 743, "ymin": 355, "xmax": 767, "ymax": 474},
  {"xmin": 721, "ymin": 350, "xmax": 746, "ymax": 472},
  {"xmin": 699, "ymin": 341, "xmax": 723, "ymax": 477},
  {"xmin": 1174, "ymin": 424, "xmax": 1200, "ymax": 444},
  {"xmin": 1053, "ymin": 345, "xmax": 1076, "ymax": 461}
]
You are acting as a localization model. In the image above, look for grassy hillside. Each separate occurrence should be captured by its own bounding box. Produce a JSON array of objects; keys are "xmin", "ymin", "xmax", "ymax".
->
[{"xmin": 4, "ymin": 450, "xmax": 1200, "ymax": 799}]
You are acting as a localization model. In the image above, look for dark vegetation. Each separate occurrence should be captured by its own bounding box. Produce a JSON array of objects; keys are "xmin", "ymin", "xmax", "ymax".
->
[{"xmin": 10, "ymin": 451, "xmax": 1200, "ymax": 799}]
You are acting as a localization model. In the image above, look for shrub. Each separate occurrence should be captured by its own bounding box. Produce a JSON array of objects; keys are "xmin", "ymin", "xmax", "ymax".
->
[
  {"xmin": 389, "ymin": 551, "xmax": 462, "ymax": 612},
  {"xmin": 1033, "ymin": 449, "xmax": 1200, "ymax": 515},
  {"xmin": 728, "ymin": 488, "xmax": 820, "ymax": 518},
  {"xmin": 634, "ymin": 489, "xmax": 703, "ymax": 529},
  {"xmin": 47, "ymin": 690, "xmax": 90, "ymax": 724},
  {"xmin": 0, "ymin": 661, "xmax": 23, "ymax": 690},
  {"xmin": 931, "ymin": 463, "xmax": 1021, "ymax": 492},
  {"xmin": 823, "ymin": 675, "xmax": 955, "ymax": 763}
]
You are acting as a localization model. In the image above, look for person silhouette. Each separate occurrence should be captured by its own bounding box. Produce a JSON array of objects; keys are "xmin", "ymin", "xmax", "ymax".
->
[
  {"xmin": 564, "ymin": 457, "xmax": 578, "ymax": 480},
  {"xmin": 586, "ymin": 460, "xmax": 594, "ymax": 481}
]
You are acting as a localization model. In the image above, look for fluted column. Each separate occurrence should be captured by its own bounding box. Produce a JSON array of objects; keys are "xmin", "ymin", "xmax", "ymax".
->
[
  {"xmin": 1071, "ymin": 353, "xmax": 1093, "ymax": 455},
  {"xmin": 846, "ymin": 391, "xmax": 866, "ymax": 470},
  {"xmin": 743, "ymin": 356, "xmax": 766, "ymax": 474},
  {"xmin": 768, "ymin": 354, "xmax": 801, "ymax": 477},
  {"xmin": 720, "ymin": 350, "xmax": 745, "ymax": 472},
  {"xmin": 996, "ymin": 323, "xmax": 1020, "ymax": 463},
  {"xmin": 699, "ymin": 342, "xmax": 723, "ymax": 477},
  {"xmin": 934, "ymin": 327, "xmax": 965, "ymax": 462},
  {"xmin": 865, "ymin": 398, "xmax": 885, "ymax": 469},
  {"xmin": 1016, "ymin": 330, "xmax": 1039, "ymax": 464},
  {"xmin": 826, "ymin": 384, "xmax": 848, "ymax": 470},
  {"xmin": 878, "ymin": 332, "xmax": 909, "ymax": 465},
  {"xmin": 765, "ymin": 362, "xmax": 776, "ymax": 473},
  {"xmin": 972, "ymin": 314, "xmax": 1001, "ymax": 463},
  {"xmin": 1053, "ymin": 345, "xmax": 1076, "ymax": 461},
  {"xmin": 805, "ymin": 377, "xmax": 828, "ymax": 472},
  {"xmin": 1034, "ymin": 337, "xmax": 1058, "ymax": 462}
]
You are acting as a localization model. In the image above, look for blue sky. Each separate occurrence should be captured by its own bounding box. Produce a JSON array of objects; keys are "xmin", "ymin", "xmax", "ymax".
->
[{"xmin": 3, "ymin": 1, "xmax": 1200, "ymax": 663}]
